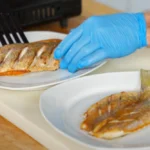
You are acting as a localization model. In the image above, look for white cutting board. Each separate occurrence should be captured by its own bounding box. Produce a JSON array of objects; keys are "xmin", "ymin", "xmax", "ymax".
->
[{"xmin": 0, "ymin": 47, "xmax": 150, "ymax": 150}]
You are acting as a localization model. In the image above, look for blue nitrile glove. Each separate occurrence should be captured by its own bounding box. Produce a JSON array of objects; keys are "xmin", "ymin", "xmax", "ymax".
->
[{"xmin": 54, "ymin": 13, "xmax": 147, "ymax": 73}]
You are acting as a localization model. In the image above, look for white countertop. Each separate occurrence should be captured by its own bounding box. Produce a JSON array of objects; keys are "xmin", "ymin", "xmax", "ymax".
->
[{"xmin": 0, "ymin": 47, "xmax": 150, "ymax": 150}]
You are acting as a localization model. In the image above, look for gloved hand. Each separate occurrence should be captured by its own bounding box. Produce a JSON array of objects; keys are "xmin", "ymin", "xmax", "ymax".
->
[{"xmin": 54, "ymin": 13, "xmax": 147, "ymax": 73}]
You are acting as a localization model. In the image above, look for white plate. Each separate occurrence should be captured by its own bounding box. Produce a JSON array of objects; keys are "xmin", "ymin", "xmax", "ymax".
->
[
  {"xmin": 40, "ymin": 71, "xmax": 150, "ymax": 150},
  {"xmin": 0, "ymin": 31, "xmax": 107, "ymax": 90}
]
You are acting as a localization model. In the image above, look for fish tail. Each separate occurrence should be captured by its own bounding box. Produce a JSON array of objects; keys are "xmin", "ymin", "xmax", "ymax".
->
[{"xmin": 140, "ymin": 69, "xmax": 150, "ymax": 91}]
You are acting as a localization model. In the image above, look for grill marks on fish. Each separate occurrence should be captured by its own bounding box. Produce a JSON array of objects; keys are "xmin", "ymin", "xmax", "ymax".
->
[
  {"xmin": 81, "ymin": 92, "xmax": 139, "ymax": 132},
  {"xmin": 92, "ymin": 99, "xmax": 150, "ymax": 139},
  {"xmin": 0, "ymin": 39, "xmax": 61, "ymax": 75},
  {"xmin": 29, "ymin": 42, "xmax": 58, "ymax": 72},
  {"xmin": 0, "ymin": 45, "xmax": 26, "ymax": 72},
  {"xmin": 81, "ymin": 70, "xmax": 150, "ymax": 140},
  {"xmin": 18, "ymin": 47, "xmax": 29, "ymax": 60},
  {"xmin": 80, "ymin": 91, "xmax": 144, "ymax": 139},
  {"xmin": 29, "ymin": 46, "xmax": 46, "ymax": 67},
  {"xmin": 14, "ymin": 43, "xmax": 45, "ymax": 70},
  {"xmin": 107, "ymin": 96, "xmax": 111, "ymax": 114}
]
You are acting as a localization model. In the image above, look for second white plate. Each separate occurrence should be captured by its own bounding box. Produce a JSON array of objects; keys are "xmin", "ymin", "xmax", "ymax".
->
[{"xmin": 40, "ymin": 71, "xmax": 150, "ymax": 150}]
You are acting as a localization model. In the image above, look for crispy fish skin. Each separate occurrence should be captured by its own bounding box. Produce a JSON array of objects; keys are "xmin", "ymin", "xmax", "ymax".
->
[
  {"xmin": 92, "ymin": 98, "xmax": 150, "ymax": 139},
  {"xmin": 80, "ymin": 92, "xmax": 140, "ymax": 132},
  {"xmin": 80, "ymin": 69, "xmax": 150, "ymax": 140},
  {"xmin": 0, "ymin": 39, "xmax": 61, "ymax": 76}
]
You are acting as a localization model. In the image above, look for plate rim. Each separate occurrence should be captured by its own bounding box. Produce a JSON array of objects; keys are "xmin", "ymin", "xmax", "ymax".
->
[
  {"xmin": 0, "ymin": 61, "xmax": 106, "ymax": 91},
  {"xmin": 39, "ymin": 71, "xmax": 150, "ymax": 150},
  {"xmin": 0, "ymin": 31, "xmax": 107, "ymax": 91}
]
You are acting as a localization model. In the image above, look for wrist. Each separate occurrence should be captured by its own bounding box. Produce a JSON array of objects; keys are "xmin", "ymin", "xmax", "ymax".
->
[
  {"xmin": 146, "ymin": 28, "xmax": 150, "ymax": 46},
  {"xmin": 135, "ymin": 13, "xmax": 147, "ymax": 48},
  {"xmin": 144, "ymin": 12, "xmax": 150, "ymax": 27},
  {"xmin": 145, "ymin": 12, "xmax": 150, "ymax": 46}
]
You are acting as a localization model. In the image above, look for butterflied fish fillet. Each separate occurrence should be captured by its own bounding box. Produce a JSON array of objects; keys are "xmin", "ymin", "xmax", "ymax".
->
[
  {"xmin": 0, "ymin": 39, "xmax": 61, "ymax": 76},
  {"xmin": 80, "ymin": 69, "xmax": 150, "ymax": 139}
]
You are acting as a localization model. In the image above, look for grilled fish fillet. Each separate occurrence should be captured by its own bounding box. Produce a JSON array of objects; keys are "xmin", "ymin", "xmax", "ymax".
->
[
  {"xmin": 80, "ymin": 69, "xmax": 150, "ymax": 140},
  {"xmin": 0, "ymin": 39, "xmax": 61, "ymax": 76}
]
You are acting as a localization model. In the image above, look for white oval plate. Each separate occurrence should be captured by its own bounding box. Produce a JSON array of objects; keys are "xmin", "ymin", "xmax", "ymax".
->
[
  {"xmin": 40, "ymin": 71, "xmax": 150, "ymax": 150},
  {"xmin": 0, "ymin": 31, "xmax": 107, "ymax": 90}
]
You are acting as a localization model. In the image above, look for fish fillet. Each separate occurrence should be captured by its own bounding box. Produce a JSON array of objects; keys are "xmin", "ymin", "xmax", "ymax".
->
[
  {"xmin": 80, "ymin": 69, "xmax": 150, "ymax": 139},
  {"xmin": 0, "ymin": 39, "xmax": 61, "ymax": 76}
]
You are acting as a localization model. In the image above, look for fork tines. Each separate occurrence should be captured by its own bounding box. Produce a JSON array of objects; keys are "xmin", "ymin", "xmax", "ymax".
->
[{"xmin": 0, "ymin": 13, "xmax": 29, "ymax": 46}]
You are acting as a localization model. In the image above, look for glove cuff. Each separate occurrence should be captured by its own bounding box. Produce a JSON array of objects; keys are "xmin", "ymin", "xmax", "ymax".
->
[{"xmin": 134, "ymin": 12, "xmax": 147, "ymax": 48}]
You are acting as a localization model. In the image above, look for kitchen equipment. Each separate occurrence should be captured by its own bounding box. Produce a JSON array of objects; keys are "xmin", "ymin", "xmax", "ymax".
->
[{"xmin": 8, "ymin": 0, "xmax": 82, "ymax": 28}]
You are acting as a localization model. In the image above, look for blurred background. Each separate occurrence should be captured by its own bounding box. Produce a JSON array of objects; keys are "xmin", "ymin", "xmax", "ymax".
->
[{"xmin": 96, "ymin": 0, "xmax": 150, "ymax": 12}]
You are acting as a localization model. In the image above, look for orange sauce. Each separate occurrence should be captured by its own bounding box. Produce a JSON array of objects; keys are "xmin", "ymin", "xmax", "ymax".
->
[{"xmin": 0, "ymin": 70, "xmax": 30, "ymax": 76}]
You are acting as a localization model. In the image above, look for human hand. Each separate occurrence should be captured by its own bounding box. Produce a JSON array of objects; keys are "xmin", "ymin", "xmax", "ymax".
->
[{"xmin": 54, "ymin": 13, "xmax": 147, "ymax": 73}]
